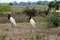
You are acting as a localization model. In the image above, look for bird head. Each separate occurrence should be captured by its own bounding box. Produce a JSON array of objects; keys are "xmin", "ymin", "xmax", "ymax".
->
[
  {"xmin": 7, "ymin": 12, "xmax": 11, "ymax": 19},
  {"xmin": 29, "ymin": 16, "xmax": 31, "ymax": 20}
]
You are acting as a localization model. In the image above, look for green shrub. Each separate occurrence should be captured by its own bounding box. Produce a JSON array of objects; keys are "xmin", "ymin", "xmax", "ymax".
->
[
  {"xmin": 23, "ymin": 6, "xmax": 37, "ymax": 16},
  {"xmin": 44, "ymin": 12, "xmax": 60, "ymax": 28},
  {"xmin": 0, "ymin": 3, "xmax": 12, "ymax": 12},
  {"xmin": 0, "ymin": 3, "xmax": 12, "ymax": 16},
  {"xmin": 36, "ymin": 8, "xmax": 50, "ymax": 17},
  {"xmin": 48, "ymin": 1, "xmax": 59, "ymax": 10}
]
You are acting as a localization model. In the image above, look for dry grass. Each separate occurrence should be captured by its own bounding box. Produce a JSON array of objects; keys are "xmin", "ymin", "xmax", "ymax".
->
[{"xmin": 0, "ymin": 23, "xmax": 60, "ymax": 40}]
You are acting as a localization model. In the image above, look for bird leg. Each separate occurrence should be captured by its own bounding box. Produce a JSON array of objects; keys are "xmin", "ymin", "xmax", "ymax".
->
[
  {"xmin": 12, "ymin": 23, "xmax": 13, "ymax": 28},
  {"xmin": 31, "ymin": 26, "xmax": 34, "ymax": 33}
]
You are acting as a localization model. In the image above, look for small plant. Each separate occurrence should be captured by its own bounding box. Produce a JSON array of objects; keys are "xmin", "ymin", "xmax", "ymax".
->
[
  {"xmin": 29, "ymin": 35, "xmax": 36, "ymax": 40},
  {"xmin": 36, "ymin": 34, "xmax": 42, "ymax": 39},
  {"xmin": 0, "ymin": 32, "xmax": 6, "ymax": 40},
  {"xmin": 23, "ymin": 34, "xmax": 36, "ymax": 40},
  {"xmin": 35, "ymin": 34, "xmax": 44, "ymax": 40}
]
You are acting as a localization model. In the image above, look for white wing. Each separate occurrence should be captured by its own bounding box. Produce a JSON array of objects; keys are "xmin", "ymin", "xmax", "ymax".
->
[
  {"xmin": 30, "ymin": 18, "xmax": 35, "ymax": 28},
  {"xmin": 10, "ymin": 17, "xmax": 16, "ymax": 26}
]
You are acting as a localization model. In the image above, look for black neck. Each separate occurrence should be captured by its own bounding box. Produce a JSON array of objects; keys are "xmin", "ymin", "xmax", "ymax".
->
[
  {"xmin": 29, "ymin": 16, "xmax": 31, "ymax": 20},
  {"xmin": 8, "ymin": 14, "xmax": 11, "ymax": 19}
]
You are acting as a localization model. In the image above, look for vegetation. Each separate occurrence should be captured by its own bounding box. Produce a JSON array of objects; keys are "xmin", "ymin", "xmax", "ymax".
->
[
  {"xmin": 0, "ymin": 3, "xmax": 12, "ymax": 12},
  {"xmin": 23, "ymin": 33, "xmax": 46, "ymax": 40},
  {"xmin": 23, "ymin": 6, "xmax": 37, "ymax": 16},
  {"xmin": 0, "ymin": 0, "xmax": 60, "ymax": 40},
  {"xmin": 44, "ymin": 10, "xmax": 60, "ymax": 28},
  {"xmin": 48, "ymin": 1, "xmax": 60, "ymax": 10},
  {"xmin": 0, "ymin": 32, "xmax": 6, "ymax": 40},
  {"xmin": 0, "ymin": 0, "xmax": 60, "ymax": 28},
  {"xmin": 0, "ymin": 3, "xmax": 12, "ymax": 16}
]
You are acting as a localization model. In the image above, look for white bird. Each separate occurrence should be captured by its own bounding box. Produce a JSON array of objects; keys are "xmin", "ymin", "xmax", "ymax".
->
[
  {"xmin": 29, "ymin": 16, "xmax": 35, "ymax": 33},
  {"xmin": 7, "ymin": 12, "xmax": 16, "ymax": 28}
]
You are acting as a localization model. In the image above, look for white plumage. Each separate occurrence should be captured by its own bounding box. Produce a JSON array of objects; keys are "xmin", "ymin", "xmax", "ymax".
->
[
  {"xmin": 7, "ymin": 12, "xmax": 16, "ymax": 28},
  {"xmin": 30, "ymin": 18, "xmax": 35, "ymax": 28},
  {"xmin": 10, "ymin": 17, "xmax": 16, "ymax": 26},
  {"xmin": 29, "ymin": 16, "xmax": 35, "ymax": 33}
]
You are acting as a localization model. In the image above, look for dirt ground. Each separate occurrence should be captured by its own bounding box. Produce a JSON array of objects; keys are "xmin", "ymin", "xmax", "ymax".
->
[{"xmin": 0, "ymin": 23, "xmax": 60, "ymax": 40}]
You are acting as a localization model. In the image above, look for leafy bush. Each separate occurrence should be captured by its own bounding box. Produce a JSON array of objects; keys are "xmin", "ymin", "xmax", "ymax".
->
[
  {"xmin": 0, "ymin": 3, "xmax": 12, "ymax": 16},
  {"xmin": 44, "ymin": 8, "xmax": 50, "ymax": 15},
  {"xmin": 48, "ymin": 1, "xmax": 59, "ymax": 10},
  {"xmin": 36, "ymin": 8, "xmax": 50, "ymax": 17},
  {"xmin": 45, "ymin": 11, "xmax": 60, "ymax": 28},
  {"xmin": 23, "ymin": 6, "xmax": 37, "ymax": 16},
  {"xmin": 0, "ymin": 32, "xmax": 6, "ymax": 40},
  {"xmin": 0, "ymin": 3, "xmax": 12, "ymax": 12}
]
